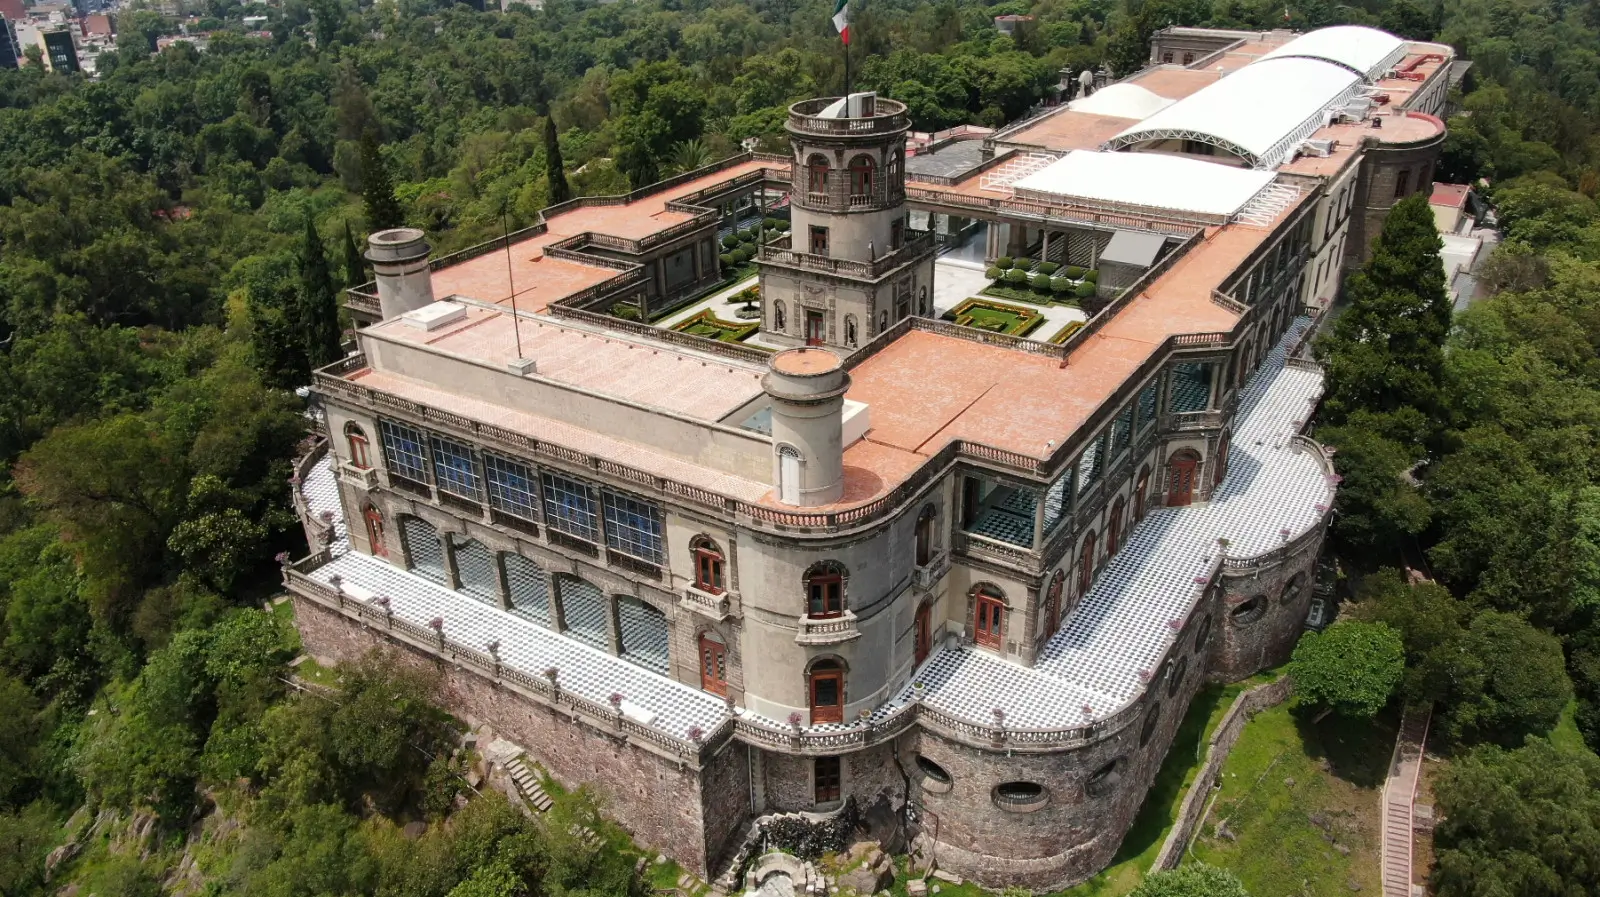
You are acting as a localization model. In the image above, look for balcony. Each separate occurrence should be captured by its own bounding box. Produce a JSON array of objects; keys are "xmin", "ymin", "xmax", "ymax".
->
[
  {"xmin": 339, "ymin": 462, "xmax": 379, "ymax": 491},
  {"xmin": 913, "ymin": 551, "xmax": 951, "ymax": 592},
  {"xmin": 787, "ymin": 97, "xmax": 910, "ymax": 137},
  {"xmin": 758, "ymin": 232, "xmax": 933, "ymax": 281},
  {"xmin": 795, "ymin": 610, "xmax": 861, "ymax": 646},
  {"xmin": 680, "ymin": 584, "xmax": 732, "ymax": 621}
]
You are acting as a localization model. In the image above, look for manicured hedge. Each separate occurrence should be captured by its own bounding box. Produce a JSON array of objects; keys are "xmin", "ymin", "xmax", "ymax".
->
[
  {"xmin": 722, "ymin": 234, "xmax": 740, "ymax": 249},
  {"xmin": 1038, "ymin": 261, "xmax": 1059, "ymax": 276},
  {"xmin": 1065, "ymin": 265, "xmax": 1086, "ymax": 279},
  {"xmin": 1075, "ymin": 281, "xmax": 1097, "ymax": 298},
  {"xmin": 986, "ymin": 266, "xmax": 1004, "ymax": 280},
  {"xmin": 1014, "ymin": 257, "xmax": 1033, "ymax": 269},
  {"xmin": 1005, "ymin": 268, "xmax": 1029, "ymax": 284},
  {"xmin": 1051, "ymin": 275, "xmax": 1072, "ymax": 293},
  {"xmin": 995, "ymin": 256, "xmax": 1013, "ymax": 269},
  {"xmin": 1031, "ymin": 273, "xmax": 1052, "ymax": 290}
]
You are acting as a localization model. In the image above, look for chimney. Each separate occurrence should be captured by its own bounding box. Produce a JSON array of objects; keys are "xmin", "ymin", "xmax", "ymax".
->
[{"xmin": 365, "ymin": 228, "xmax": 435, "ymax": 320}]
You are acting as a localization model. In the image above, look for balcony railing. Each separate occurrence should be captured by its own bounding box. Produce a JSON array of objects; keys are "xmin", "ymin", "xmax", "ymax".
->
[
  {"xmin": 758, "ymin": 232, "xmax": 934, "ymax": 280},
  {"xmin": 340, "ymin": 462, "xmax": 379, "ymax": 491},
  {"xmin": 795, "ymin": 610, "xmax": 861, "ymax": 646},
  {"xmin": 913, "ymin": 550, "xmax": 951, "ymax": 591},
  {"xmin": 680, "ymin": 584, "xmax": 732, "ymax": 621},
  {"xmin": 787, "ymin": 97, "xmax": 910, "ymax": 137}
]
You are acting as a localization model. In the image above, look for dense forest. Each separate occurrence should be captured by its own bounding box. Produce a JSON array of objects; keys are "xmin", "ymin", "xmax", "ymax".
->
[{"xmin": 3, "ymin": 0, "xmax": 1600, "ymax": 894}]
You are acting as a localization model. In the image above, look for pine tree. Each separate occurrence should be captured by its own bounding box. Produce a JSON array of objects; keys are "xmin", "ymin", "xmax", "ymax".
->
[
  {"xmin": 1317, "ymin": 193, "xmax": 1450, "ymax": 424},
  {"xmin": 298, "ymin": 213, "xmax": 344, "ymax": 369},
  {"xmin": 544, "ymin": 116, "xmax": 572, "ymax": 205},
  {"xmin": 359, "ymin": 129, "xmax": 406, "ymax": 231},
  {"xmin": 342, "ymin": 219, "xmax": 367, "ymax": 287}
]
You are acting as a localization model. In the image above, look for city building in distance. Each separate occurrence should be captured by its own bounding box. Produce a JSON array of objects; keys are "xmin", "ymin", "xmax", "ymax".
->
[{"xmin": 284, "ymin": 25, "xmax": 1452, "ymax": 890}]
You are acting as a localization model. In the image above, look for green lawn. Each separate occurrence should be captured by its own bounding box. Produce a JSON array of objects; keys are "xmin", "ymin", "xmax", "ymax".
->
[
  {"xmin": 946, "ymin": 298, "xmax": 1043, "ymax": 337},
  {"xmin": 294, "ymin": 657, "xmax": 341, "ymax": 689},
  {"xmin": 980, "ymin": 283, "xmax": 1075, "ymax": 306},
  {"xmin": 1188, "ymin": 702, "xmax": 1398, "ymax": 897},
  {"xmin": 671, "ymin": 309, "xmax": 761, "ymax": 343}
]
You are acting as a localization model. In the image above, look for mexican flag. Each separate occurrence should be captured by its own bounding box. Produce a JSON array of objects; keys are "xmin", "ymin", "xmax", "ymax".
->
[{"xmin": 833, "ymin": 0, "xmax": 851, "ymax": 44}]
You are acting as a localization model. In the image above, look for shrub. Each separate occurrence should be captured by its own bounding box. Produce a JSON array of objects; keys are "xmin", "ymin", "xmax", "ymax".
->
[
  {"xmin": 764, "ymin": 217, "xmax": 780, "ymax": 230},
  {"xmin": 1051, "ymin": 275, "xmax": 1072, "ymax": 293},
  {"xmin": 1065, "ymin": 265, "xmax": 1086, "ymax": 279},
  {"xmin": 721, "ymin": 234, "xmax": 740, "ymax": 249},
  {"xmin": 610, "ymin": 303, "xmax": 640, "ymax": 321},
  {"xmin": 986, "ymin": 266, "xmax": 1004, "ymax": 280},
  {"xmin": 1083, "ymin": 269, "xmax": 1099, "ymax": 282},
  {"xmin": 1005, "ymin": 268, "xmax": 1029, "ymax": 284},
  {"xmin": 1038, "ymin": 261, "xmax": 1059, "ymax": 276},
  {"xmin": 1014, "ymin": 257, "xmax": 1033, "ymax": 269},
  {"xmin": 995, "ymin": 256, "xmax": 1013, "ymax": 269},
  {"xmin": 1075, "ymin": 281, "xmax": 1097, "ymax": 299},
  {"xmin": 720, "ymin": 253, "xmax": 736, "ymax": 268},
  {"xmin": 739, "ymin": 227, "xmax": 758, "ymax": 241},
  {"xmin": 1030, "ymin": 273, "xmax": 1052, "ymax": 291}
]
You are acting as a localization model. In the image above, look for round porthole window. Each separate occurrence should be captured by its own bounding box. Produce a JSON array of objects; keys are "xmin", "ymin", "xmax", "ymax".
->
[
  {"xmin": 915, "ymin": 754, "xmax": 952, "ymax": 793},
  {"xmin": 1231, "ymin": 595, "xmax": 1267, "ymax": 626},
  {"xmin": 1085, "ymin": 760, "xmax": 1123, "ymax": 798},
  {"xmin": 1166, "ymin": 657, "xmax": 1188, "ymax": 697},
  {"xmin": 992, "ymin": 781, "xmax": 1049, "ymax": 812},
  {"xmin": 1140, "ymin": 703, "xmax": 1162, "ymax": 747},
  {"xmin": 1194, "ymin": 615, "xmax": 1213, "ymax": 652}
]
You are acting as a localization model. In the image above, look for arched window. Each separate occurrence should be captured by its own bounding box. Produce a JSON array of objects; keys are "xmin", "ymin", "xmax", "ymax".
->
[
  {"xmin": 878, "ymin": 310, "xmax": 888, "ymax": 333},
  {"xmin": 1213, "ymin": 436, "xmax": 1230, "ymax": 487},
  {"xmin": 345, "ymin": 422, "xmax": 371, "ymax": 469},
  {"xmin": 1194, "ymin": 614, "xmax": 1213, "ymax": 653},
  {"xmin": 400, "ymin": 516, "xmax": 445, "ymax": 584},
  {"xmin": 450, "ymin": 535, "xmax": 499, "ymax": 605},
  {"xmin": 918, "ymin": 285, "xmax": 928, "ymax": 316},
  {"xmin": 1107, "ymin": 497, "xmax": 1126, "ymax": 557},
  {"xmin": 807, "ymin": 154, "xmax": 830, "ymax": 194},
  {"xmin": 1076, "ymin": 530, "xmax": 1097, "ymax": 600},
  {"xmin": 844, "ymin": 314, "xmax": 858, "ymax": 348},
  {"xmin": 692, "ymin": 536, "xmax": 725, "ymax": 594},
  {"xmin": 804, "ymin": 562, "xmax": 846, "ymax": 618},
  {"xmin": 1167, "ymin": 450, "xmax": 1200, "ymax": 507},
  {"xmin": 972, "ymin": 584, "xmax": 1005, "ymax": 649},
  {"xmin": 1085, "ymin": 759, "xmax": 1122, "ymax": 798},
  {"xmin": 699, "ymin": 631, "xmax": 729, "ymax": 695},
  {"xmin": 773, "ymin": 299, "xmax": 786, "ymax": 332},
  {"xmin": 1166, "ymin": 656, "xmax": 1188, "ymax": 697},
  {"xmin": 503, "ymin": 553, "xmax": 551, "ymax": 625},
  {"xmin": 888, "ymin": 150, "xmax": 902, "ymax": 185},
  {"xmin": 914, "ymin": 601, "xmax": 932, "ymax": 665},
  {"xmin": 1236, "ymin": 341, "xmax": 1254, "ymax": 389},
  {"xmin": 1134, "ymin": 465, "xmax": 1151, "ymax": 522},
  {"xmin": 848, "ymin": 154, "xmax": 875, "ymax": 200},
  {"xmin": 1043, "ymin": 570, "xmax": 1064, "ymax": 640},
  {"xmin": 914, "ymin": 504, "xmax": 938, "ymax": 566},
  {"xmin": 363, "ymin": 506, "xmax": 387, "ymax": 558},
  {"xmin": 808, "ymin": 658, "xmax": 846, "ymax": 724},
  {"xmin": 556, "ymin": 576, "xmax": 610, "ymax": 651}
]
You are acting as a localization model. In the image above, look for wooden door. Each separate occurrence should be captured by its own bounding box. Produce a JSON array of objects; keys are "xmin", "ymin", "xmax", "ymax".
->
[
  {"xmin": 699, "ymin": 635, "xmax": 728, "ymax": 696},
  {"xmin": 1168, "ymin": 455, "xmax": 1198, "ymax": 507},
  {"xmin": 973, "ymin": 591, "xmax": 1005, "ymax": 649},
  {"xmin": 364, "ymin": 507, "xmax": 387, "ymax": 558},
  {"xmin": 805, "ymin": 310, "xmax": 825, "ymax": 346},
  {"xmin": 809, "ymin": 665, "xmax": 844, "ymax": 724},
  {"xmin": 914, "ymin": 603, "xmax": 931, "ymax": 665},
  {"xmin": 1077, "ymin": 531, "xmax": 1096, "ymax": 600}
]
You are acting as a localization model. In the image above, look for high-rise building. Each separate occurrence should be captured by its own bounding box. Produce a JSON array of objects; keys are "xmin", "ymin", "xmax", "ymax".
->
[
  {"xmin": 0, "ymin": 18, "xmax": 20, "ymax": 70},
  {"xmin": 39, "ymin": 27, "xmax": 79, "ymax": 72}
]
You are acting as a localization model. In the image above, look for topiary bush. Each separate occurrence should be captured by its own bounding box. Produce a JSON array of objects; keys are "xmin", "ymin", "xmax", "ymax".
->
[
  {"xmin": 1084, "ymin": 269, "xmax": 1099, "ymax": 282},
  {"xmin": 1065, "ymin": 265, "xmax": 1085, "ymax": 279},
  {"xmin": 1031, "ymin": 273, "xmax": 1052, "ymax": 291},
  {"xmin": 1051, "ymin": 275, "xmax": 1072, "ymax": 293},
  {"xmin": 1006, "ymin": 268, "xmax": 1029, "ymax": 285},
  {"xmin": 1014, "ymin": 257, "xmax": 1033, "ymax": 269},
  {"xmin": 720, "ymin": 253, "xmax": 736, "ymax": 268},
  {"xmin": 764, "ymin": 217, "xmax": 780, "ymax": 230},
  {"xmin": 995, "ymin": 256, "xmax": 1013, "ymax": 270},
  {"xmin": 1075, "ymin": 280, "xmax": 1097, "ymax": 299},
  {"xmin": 986, "ymin": 266, "xmax": 1004, "ymax": 280},
  {"xmin": 722, "ymin": 234, "xmax": 740, "ymax": 249},
  {"xmin": 1038, "ymin": 261, "xmax": 1059, "ymax": 276}
]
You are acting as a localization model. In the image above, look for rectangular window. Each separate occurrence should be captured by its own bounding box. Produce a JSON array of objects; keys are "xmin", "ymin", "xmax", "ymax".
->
[
  {"xmin": 430, "ymin": 435, "xmax": 481, "ymax": 501},
  {"xmin": 379, "ymin": 420, "xmax": 429, "ymax": 484},
  {"xmin": 809, "ymin": 225, "xmax": 829, "ymax": 256},
  {"xmin": 540, "ymin": 471, "xmax": 600, "ymax": 542},
  {"xmin": 1076, "ymin": 433, "xmax": 1104, "ymax": 495},
  {"xmin": 890, "ymin": 219, "xmax": 903, "ymax": 249},
  {"xmin": 1136, "ymin": 381, "xmax": 1159, "ymax": 432},
  {"xmin": 808, "ymin": 574, "xmax": 843, "ymax": 618},
  {"xmin": 484, "ymin": 453, "xmax": 539, "ymax": 521},
  {"xmin": 1394, "ymin": 170, "xmax": 1410, "ymax": 198},
  {"xmin": 1161, "ymin": 52, "xmax": 1173, "ymax": 63},
  {"xmin": 602, "ymin": 491, "xmax": 664, "ymax": 564},
  {"xmin": 695, "ymin": 549, "xmax": 724, "ymax": 593},
  {"xmin": 1110, "ymin": 405, "xmax": 1134, "ymax": 458}
]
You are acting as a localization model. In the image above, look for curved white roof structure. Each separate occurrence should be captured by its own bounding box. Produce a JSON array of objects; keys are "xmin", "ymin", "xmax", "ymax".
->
[
  {"xmin": 1068, "ymin": 83, "xmax": 1175, "ymax": 121},
  {"xmin": 1102, "ymin": 57, "xmax": 1362, "ymax": 169},
  {"xmin": 1259, "ymin": 25, "xmax": 1409, "ymax": 80},
  {"xmin": 1012, "ymin": 151, "xmax": 1276, "ymax": 221}
]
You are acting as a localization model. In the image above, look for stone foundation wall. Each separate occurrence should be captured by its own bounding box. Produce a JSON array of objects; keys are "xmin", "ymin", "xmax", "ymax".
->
[
  {"xmin": 293, "ymin": 595, "xmax": 719, "ymax": 874},
  {"xmin": 1210, "ymin": 522, "xmax": 1326, "ymax": 681}
]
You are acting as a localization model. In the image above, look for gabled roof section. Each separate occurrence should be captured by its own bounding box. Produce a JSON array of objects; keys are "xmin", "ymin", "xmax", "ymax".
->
[
  {"xmin": 1259, "ymin": 25, "xmax": 1409, "ymax": 80},
  {"xmin": 1102, "ymin": 57, "xmax": 1362, "ymax": 169}
]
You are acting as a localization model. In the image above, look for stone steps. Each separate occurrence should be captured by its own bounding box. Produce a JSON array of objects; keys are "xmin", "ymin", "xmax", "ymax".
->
[{"xmin": 505, "ymin": 756, "xmax": 555, "ymax": 813}]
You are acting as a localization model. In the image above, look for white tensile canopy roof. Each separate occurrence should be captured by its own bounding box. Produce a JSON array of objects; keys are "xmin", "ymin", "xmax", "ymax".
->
[
  {"xmin": 1102, "ymin": 57, "xmax": 1361, "ymax": 169},
  {"xmin": 1068, "ymin": 83, "xmax": 1176, "ymax": 121},
  {"xmin": 1011, "ymin": 150, "xmax": 1277, "ymax": 219},
  {"xmin": 1260, "ymin": 25, "xmax": 1410, "ymax": 80}
]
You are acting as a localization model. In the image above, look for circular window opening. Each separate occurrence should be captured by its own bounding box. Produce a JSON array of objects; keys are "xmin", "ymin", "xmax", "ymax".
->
[
  {"xmin": 1231, "ymin": 595, "xmax": 1267, "ymax": 626},
  {"xmin": 992, "ymin": 781, "xmax": 1048, "ymax": 811},
  {"xmin": 1281, "ymin": 574, "xmax": 1307, "ymax": 605},
  {"xmin": 1140, "ymin": 703, "xmax": 1162, "ymax": 747},
  {"xmin": 915, "ymin": 755, "xmax": 951, "ymax": 785},
  {"xmin": 1166, "ymin": 657, "xmax": 1188, "ymax": 697},
  {"xmin": 1193, "ymin": 615, "xmax": 1213, "ymax": 653},
  {"xmin": 1085, "ymin": 759, "xmax": 1122, "ymax": 798}
]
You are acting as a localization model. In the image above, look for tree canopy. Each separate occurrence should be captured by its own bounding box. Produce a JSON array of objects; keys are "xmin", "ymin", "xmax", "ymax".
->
[
  {"xmin": 1130, "ymin": 863, "xmax": 1252, "ymax": 897},
  {"xmin": 1289, "ymin": 620, "xmax": 1405, "ymax": 719}
]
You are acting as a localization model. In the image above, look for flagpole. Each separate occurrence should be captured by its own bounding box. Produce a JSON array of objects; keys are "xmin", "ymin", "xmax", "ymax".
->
[
  {"xmin": 502, "ymin": 211, "xmax": 524, "ymax": 360},
  {"xmin": 844, "ymin": 29, "xmax": 851, "ymax": 97}
]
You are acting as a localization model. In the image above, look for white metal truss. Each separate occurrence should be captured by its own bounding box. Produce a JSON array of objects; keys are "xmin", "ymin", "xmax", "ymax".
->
[
  {"xmin": 1233, "ymin": 181, "xmax": 1304, "ymax": 227},
  {"xmin": 1102, "ymin": 81, "xmax": 1363, "ymax": 171},
  {"xmin": 979, "ymin": 152, "xmax": 1059, "ymax": 194}
]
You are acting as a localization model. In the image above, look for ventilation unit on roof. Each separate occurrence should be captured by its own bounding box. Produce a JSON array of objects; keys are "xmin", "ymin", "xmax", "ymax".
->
[{"xmin": 1300, "ymin": 139, "xmax": 1336, "ymax": 158}]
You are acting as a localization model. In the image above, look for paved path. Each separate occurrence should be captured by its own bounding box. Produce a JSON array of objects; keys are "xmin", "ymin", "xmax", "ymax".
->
[
  {"xmin": 933, "ymin": 258, "xmax": 1087, "ymax": 343},
  {"xmin": 1381, "ymin": 704, "xmax": 1431, "ymax": 897},
  {"xmin": 656, "ymin": 275, "xmax": 761, "ymax": 328}
]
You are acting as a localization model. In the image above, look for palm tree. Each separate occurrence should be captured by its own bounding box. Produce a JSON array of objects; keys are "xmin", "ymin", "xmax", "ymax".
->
[{"xmin": 669, "ymin": 139, "xmax": 714, "ymax": 175}]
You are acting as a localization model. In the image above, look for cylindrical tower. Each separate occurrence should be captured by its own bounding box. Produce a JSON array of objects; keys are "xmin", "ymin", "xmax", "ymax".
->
[
  {"xmin": 763, "ymin": 347, "xmax": 849, "ymax": 507},
  {"xmin": 785, "ymin": 93, "xmax": 911, "ymax": 264},
  {"xmin": 365, "ymin": 227, "xmax": 436, "ymax": 320}
]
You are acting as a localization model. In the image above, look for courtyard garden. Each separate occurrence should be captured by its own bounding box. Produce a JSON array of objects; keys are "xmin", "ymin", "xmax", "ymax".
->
[
  {"xmin": 672, "ymin": 308, "xmax": 762, "ymax": 343},
  {"xmin": 982, "ymin": 256, "xmax": 1098, "ymax": 306},
  {"xmin": 719, "ymin": 216, "xmax": 790, "ymax": 283},
  {"xmin": 1049, "ymin": 319, "xmax": 1086, "ymax": 344},
  {"xmin": 944, "ymin": 297, "xmax": 1045, "ymax": 337}
]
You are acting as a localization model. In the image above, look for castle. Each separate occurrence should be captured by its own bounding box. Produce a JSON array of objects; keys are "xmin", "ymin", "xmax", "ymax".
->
[{"xmin": 284, "ymin": 25, "xmax": 1453, "ymax": 889}]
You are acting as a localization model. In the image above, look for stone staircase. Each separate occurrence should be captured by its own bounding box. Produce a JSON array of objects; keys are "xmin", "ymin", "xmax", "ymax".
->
[
  {"xmin": 1380, "ymin": 705, "xmax": 1431, "ymax": 897},
  {"xmin": 505, "ymin": 756, "xmax": 555, "ymax": 814}
]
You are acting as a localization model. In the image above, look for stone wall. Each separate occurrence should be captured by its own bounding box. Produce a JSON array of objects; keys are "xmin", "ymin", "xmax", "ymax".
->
[
  {"xmin": 1210, "ymin": 523, "xmax": 1325, "ymax": 681},
  {"xmin": 292, "ymin": 595, "xmax": 721, "ymax": 875},
  {"xmin": 1151, "ymin": 675, "xmax": 1296, "ymax": 870}
]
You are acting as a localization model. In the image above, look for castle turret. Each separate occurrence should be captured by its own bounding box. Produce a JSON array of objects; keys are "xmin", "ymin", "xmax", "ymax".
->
[
  {"xmin": 763, "ymin": 347, "xmax": 849, "ymax": 507},
  {"xmin": 365, "ymin": 228, "xmax": 436, "ymax": 320},
  {"xmin": 758, "ymin": 93, "xmax": 936, "ymax": 353}
]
